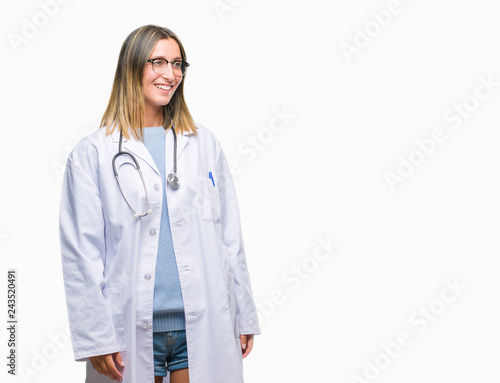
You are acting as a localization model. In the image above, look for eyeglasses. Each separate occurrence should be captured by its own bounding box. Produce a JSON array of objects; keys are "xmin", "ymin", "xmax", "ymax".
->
[{"xmin": 147, "ymin": 58, "xmax": 189, "ymax": 76}]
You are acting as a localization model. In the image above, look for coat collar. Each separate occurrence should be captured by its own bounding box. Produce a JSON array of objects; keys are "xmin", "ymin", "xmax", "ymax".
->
[{"xmin": 111, "ymin": 128, "xmax": 194, "ymax": 176}]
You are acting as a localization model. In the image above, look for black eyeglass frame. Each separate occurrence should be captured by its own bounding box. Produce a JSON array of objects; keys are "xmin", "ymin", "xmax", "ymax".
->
[{"xmin": 146, "ymin": 58, "xmax": 190, "ymax": 76}]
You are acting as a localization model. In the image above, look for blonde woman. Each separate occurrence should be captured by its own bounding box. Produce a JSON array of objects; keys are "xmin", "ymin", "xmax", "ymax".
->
[{"xmin": 60, "ymin": 25, "xmax": 260, "ymax": 383}]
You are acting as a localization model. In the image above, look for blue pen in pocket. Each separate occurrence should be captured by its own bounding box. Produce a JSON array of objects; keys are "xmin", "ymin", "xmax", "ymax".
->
[{"xmin": 209, "ymin": 172, "xmax": 215, "ymax": 187}]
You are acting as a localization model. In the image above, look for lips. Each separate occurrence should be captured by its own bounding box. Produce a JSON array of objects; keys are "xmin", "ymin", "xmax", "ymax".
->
[{"xmin": 155, "ymin": 84, "xmax": 172, "ymax": 91}]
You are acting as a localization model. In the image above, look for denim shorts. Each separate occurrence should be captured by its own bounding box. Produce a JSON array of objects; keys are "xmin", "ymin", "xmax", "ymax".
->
[{"xmin": 153, "ymin": 330, "xmax": 189, "ymax": 376}]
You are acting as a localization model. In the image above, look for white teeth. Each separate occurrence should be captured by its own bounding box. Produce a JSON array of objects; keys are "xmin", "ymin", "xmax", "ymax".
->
[{"xmin": 155, "ymin": 84, "xmax": 172, "ymax": 91}]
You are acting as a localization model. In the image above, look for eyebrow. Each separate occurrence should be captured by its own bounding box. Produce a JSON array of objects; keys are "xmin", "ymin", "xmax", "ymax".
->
[{"xmin": 151, "ymin": 56, "xmax": 183, "ymax": 61}]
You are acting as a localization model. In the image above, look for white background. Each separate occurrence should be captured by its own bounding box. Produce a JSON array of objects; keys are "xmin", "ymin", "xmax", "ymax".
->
[{"xmin": 1, "ymin": 0, "xmax": 499, "ymax": 382}]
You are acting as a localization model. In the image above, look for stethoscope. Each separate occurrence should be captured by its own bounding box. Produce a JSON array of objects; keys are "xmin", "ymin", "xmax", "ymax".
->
[{"xmin": 112, "ymin": 123, "xmax": 180, "ymax": 218}]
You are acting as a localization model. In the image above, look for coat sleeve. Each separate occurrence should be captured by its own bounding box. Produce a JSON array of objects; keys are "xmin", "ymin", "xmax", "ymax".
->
[
  {"xmin": 59, "ymin": 152, "xmax": 123, "ymax": 361},
  {"xmin": 215, "ymin": 145, "xmax": 261, "ymax": 335}
]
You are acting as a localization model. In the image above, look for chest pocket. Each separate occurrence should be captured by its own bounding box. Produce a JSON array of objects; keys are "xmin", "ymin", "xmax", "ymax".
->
[{"xmin": 197, "ymin": 175, "xmax": 222, "ymax": 223}]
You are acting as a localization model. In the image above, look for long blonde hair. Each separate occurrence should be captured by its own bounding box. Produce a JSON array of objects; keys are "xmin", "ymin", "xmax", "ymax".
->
[{"xmin": 100, "ymin": 25, "xmax": 196, "ymax": 140}]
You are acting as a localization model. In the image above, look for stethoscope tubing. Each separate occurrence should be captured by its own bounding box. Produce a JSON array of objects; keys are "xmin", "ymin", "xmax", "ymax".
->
[{"xmin": 113, "ymin": 124, "xmax": 178, "ymax": 218}]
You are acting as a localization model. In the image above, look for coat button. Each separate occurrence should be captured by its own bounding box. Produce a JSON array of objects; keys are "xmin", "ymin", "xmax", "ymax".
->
[
  {"xmin": 142, "ymin": 321, "xmax": 150, "ymax": 329},
  {"xmin": 154, "ymin": 183, "xmax": 160, "ymax": 191},
  {"xmin": 149, "ymin": 229, "xmax": 156, "ymax": 236},
  {"xmin": 144, "ymin": 273, "xmax": 152, "ymax": 280},
  {"xmin": 183, "ymin": 265, "xmax": 190, "ymax": 272}
]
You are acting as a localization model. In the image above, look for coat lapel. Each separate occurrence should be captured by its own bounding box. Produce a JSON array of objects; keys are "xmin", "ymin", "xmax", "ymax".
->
[
  {"xmin": 111, "ymin": 129, "xmax": 160, "ymax": 176},
  {"xmin": 165, "ymin": 128, "xmax": 193, "ymax": 175},
  {"xmin": 111, "ymin": 128, "xmax": 194, "ymax": 176}
]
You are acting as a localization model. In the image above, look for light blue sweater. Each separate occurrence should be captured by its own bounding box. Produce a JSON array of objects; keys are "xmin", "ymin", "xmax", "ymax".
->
[{"xmin": 143, "ymin": 126, "xmax": 185, "ymax": 332}]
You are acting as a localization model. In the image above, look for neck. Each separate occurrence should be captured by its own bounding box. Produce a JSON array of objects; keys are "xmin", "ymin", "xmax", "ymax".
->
[{"xmin": 144, "ymin": 104, "xmax": 163, "ymax": 127}]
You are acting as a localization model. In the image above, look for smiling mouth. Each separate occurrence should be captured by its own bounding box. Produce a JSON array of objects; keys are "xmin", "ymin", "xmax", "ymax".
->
[{"xmin": 155, "ymin": 84, "xmax": 172, "ymax": 91}]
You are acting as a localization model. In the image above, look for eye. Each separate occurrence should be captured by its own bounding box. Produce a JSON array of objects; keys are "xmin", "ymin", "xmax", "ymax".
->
[
  {"xmin": 172, "ymin": 61, "xmax": 183, "ymax": 69},
  {"xmin": 152, "ymin": 59, "xmax": 165, "ymax": 67}
]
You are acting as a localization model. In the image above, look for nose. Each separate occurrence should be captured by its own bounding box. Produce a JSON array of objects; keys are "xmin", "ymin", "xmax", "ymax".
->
[{"xmin": 162, "ymin": 62, "xmax": 175, "ymax": 81}]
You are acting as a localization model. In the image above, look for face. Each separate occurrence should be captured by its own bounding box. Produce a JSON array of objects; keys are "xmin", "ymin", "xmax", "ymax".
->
[{"xmin": 142, "ymin": 38, "xmax": 183, "ymax": 115}]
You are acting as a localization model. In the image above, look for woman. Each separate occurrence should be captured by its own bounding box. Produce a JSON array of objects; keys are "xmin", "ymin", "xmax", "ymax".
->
[{"xmin": 59, "ymin": 25, "xmax": 260, "ymax": 383}]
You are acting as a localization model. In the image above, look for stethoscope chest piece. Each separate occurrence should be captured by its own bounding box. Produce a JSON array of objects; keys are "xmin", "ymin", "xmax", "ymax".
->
[{"xmin": 168, "ymin": 172, "xmax": 180, "ymax": 189}]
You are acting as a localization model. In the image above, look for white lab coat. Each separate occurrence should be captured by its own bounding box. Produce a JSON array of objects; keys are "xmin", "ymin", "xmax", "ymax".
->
[{"xmin": 59, "ymin": 123, "xmax": 261, "ymax": 383}]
